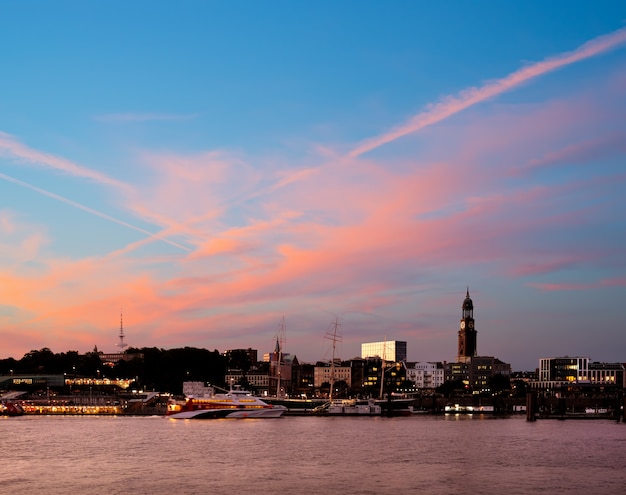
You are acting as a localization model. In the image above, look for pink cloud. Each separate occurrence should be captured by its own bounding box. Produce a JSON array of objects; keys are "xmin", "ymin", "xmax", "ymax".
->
[
  {"xmin": 528, "ymin": 277, "xmax": 626, "ymax": 291},
  {"xmin": 2, "ymin": 30, "xmax": 625, "ymax": 362},
  {"xmin": 0, "ymin": 172, "xmax": 190, "ymax": 253},
  {"xmin": 508, "ymin": 257, "xmax": 591, "ymax": 277},
  {"xmin": 515, "ymin": 132, "xmax": 626, "ymax": 176}
]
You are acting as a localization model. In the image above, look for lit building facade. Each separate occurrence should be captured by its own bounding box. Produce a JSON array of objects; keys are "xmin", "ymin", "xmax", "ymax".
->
[
  {"xmin": 225, "ymin": 370, "xmax": 270, "ymax": 392},
  {"xmin": 313, "ymin": 363, "xmax": 352, "ymax": 388},
  {"xmin": 406, "ymin": 362, "xmax": 445, "ymax": 390},
  {"xmin": 361, "ymin": 341, "xmax": 407, "ymax": 362},
  {"xmin": 534, "ymin": 357, "xmax": 625, "ymax": 389}
]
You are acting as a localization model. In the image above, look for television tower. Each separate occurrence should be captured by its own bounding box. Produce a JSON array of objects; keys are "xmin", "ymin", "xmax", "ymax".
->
[{"xmin": 116, "ymin": 310, "xmax": 128, "ymax": 349}]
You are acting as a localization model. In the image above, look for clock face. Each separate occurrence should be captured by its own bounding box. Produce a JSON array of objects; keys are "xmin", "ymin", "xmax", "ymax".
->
[
  {"xmin": 460, "ymin": 321, "xmax": 466, "ymax": 329},
  {"xmin": 468, "ymin": 322, "xmax": 474, "ymax": 329}
]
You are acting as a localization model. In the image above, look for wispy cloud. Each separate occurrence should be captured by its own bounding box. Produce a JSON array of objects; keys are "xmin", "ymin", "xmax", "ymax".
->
[
  {"xmin": 528, "ymin": 277, "xmax": 626, "ymax": 291},
  {"xmin": 94, "ymin": 112, "xmax": 200, "ymax": 123},
  {"xmin": 349, "ymin": 27, "xmax": 626, "ymax": 158},
  {"xmin": 0, "ymin": 132, "xmax": 130, "ymax": 191},
  {"xmin": 514, "ymin": 132, "xmax": 626, "ymax": 176},
  {"xmin": 0, "ymin": 172, "xmax": 191, "ymax": 252}
]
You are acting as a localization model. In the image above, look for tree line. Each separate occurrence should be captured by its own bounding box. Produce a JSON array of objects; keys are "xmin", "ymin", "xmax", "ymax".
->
[{"xmin": 0, "ymin": 347, "xmax": 228, "ymax": 394}]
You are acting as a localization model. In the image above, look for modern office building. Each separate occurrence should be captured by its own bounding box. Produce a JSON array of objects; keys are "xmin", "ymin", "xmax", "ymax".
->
[
  {"xmin": 361, "ymin": 340, "xmax": 407, "ymax": 362},
  {"xmin": 534, "ymin": 357, "xmax": 625, "ymax": 389}
]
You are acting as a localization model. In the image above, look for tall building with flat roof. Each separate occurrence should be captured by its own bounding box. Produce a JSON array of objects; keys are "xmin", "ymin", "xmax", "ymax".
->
[
  {"xmin": 361, "ymin": 341, "xmax": 407, "ymax": 362},
  {"xmin": 536, "ymin": 357, "xmax": 624, "ymax": 388}
]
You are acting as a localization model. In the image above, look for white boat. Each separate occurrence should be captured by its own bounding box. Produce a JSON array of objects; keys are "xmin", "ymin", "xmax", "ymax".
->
[
  {"xmin": 167, "ymin": 382, "xmax": 286, "ymax": 419},
  {"xmin": 327, "ymin": 398, "xmax": 381, "ymax": 416}
]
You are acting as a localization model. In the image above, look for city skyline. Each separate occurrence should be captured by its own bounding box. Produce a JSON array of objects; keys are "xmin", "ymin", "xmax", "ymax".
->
[{"xmin": 1, "ymin": 3, "xmax": 626, "ymax": 371}]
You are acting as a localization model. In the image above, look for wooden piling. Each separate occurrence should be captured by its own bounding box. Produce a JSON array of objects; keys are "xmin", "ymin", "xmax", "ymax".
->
[{"xmin": 526, "ymin": 391, "xmax": 537, "ymax": 421}]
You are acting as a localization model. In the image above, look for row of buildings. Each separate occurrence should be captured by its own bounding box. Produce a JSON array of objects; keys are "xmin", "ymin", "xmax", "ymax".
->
[
  {"xmin": 3, "ymin": 289, "xmax": 623, "ymax": 398},
  {"xmin": 223, "ymin": 289, "xmax": 624, "ymax": 398}
]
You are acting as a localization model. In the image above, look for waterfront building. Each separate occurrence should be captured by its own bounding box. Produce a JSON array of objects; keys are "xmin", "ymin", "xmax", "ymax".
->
[
  {"xmin": 291, "ymin": 359, "xmax": 315, "ymax": 397},
  {"xmin": 0, "ymin": 374, "xmax": 65, "ymax": 390},
  {"xmin": 225, "ymin": 369, "xmax": 270, "ymax": 393},
  {"xmin": 348, "ymin": 357, "xmax": 410, "ymax": 397},
  {"xmin": 384, "ymin": 361, "xmax": 410, "ymax": 393},
  {"xmin": 314, "ymin": 362, "xmax": 352, "ymax": 390},
  {"xmin": 361, "ymin": 340, "xmax": 407, "ymax": 362},
  {"xmin": 533, "ymin": 357, "xmax": 625, "ymax": 390},
  {"xmin": 406, "ymin": 362, "xmax": 445, "ymax": 390}
]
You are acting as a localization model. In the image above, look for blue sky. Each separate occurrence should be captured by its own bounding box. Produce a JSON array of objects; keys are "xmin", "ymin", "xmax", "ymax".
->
[{"xmin": 1, "ymin": 1, "xmax": 625, "ymax": 370}]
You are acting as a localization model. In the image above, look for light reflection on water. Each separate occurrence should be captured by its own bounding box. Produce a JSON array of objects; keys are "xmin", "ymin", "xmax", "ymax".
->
[{"xmin": 1, "ymin": 415, "xmax": 625, "ymax": 495}]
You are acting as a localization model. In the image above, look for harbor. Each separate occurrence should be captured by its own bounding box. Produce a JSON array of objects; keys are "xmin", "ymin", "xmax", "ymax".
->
[
  {"xmin": 4, "ymin": 388, "xmax": 624, "ymax": 421},
  {"xmin": 2, "ymin": 413, "xmax": 625, "ymax": 495}
]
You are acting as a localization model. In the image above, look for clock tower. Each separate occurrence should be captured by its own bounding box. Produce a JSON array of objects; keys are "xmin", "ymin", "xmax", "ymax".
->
[{"xmin": 457, "ymin": 288, "xmax": 477, "ymax": 363}]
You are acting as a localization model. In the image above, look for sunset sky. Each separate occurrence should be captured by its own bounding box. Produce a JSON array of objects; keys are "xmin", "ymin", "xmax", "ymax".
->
[{"xmin": 1, "ymin": 2, "xmax": 625, "ymax": 371}]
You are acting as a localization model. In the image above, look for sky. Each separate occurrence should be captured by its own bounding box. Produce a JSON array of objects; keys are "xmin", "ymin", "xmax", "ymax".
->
[{"xmin": 1, "ymin": 1, "xmax": 625, "ymax": 371}]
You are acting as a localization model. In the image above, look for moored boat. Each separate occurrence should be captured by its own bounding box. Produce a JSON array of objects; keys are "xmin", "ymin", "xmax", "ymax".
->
[
  {"xmin": 377, "ymin": 393, "xmax": 416, "ymax": 416},
  {"xmin": 166, "ymin": 382, "xmax": 286, "ymax": 419},
  {"xmin": 327, "ymin": 398, "xmax": 381, "ymax": 416},
  {"xmin": 1, "ymin": 401, "xmax": 25, "ymax": 417},
  {"xmin": 263, "ymin": 396, "xmax": 327, "ymax": 414}
]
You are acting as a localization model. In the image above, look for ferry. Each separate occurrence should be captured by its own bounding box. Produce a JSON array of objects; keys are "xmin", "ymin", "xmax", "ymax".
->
[{"xmin": 166, "ymin": 381, "xmax": 286, "ymax": 419}]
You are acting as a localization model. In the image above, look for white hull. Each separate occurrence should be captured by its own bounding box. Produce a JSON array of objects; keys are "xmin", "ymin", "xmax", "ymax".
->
[
  {"xmin": 168, "ymin": 406, "xmax": 286, "ymax": 419},
  {"xmin": 167, "ymin": 382, "xmax": 287, "ymax": 419}
]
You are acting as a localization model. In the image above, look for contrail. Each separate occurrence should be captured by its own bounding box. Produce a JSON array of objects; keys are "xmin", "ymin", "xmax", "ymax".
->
[
  {"xmin": 349, "ymin": 27, "xmax": 626, "ymax": 158},
  {"xmin": 0, "ymin": 172, "xmax": 191, "ymax": 252},
  {"xmin": 0, "ymin": 131, "xmax": 130, "ymax": 191}
]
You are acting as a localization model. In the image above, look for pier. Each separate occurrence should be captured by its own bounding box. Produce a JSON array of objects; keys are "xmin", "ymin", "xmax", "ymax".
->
[{"xmin": 525, "ymin": 391, "xmax": 625, "ymax": 421}]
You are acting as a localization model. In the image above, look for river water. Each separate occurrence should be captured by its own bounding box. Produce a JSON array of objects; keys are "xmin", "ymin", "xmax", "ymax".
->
[{"xmin": 1, "ymin": 414, "xmax": 625, "ymax": 494}]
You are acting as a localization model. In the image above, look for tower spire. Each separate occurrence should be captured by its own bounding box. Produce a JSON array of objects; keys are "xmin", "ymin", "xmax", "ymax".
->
[
  {"xmin": 117, "ymin": 309, "xmax": 128, "ymax": 349},
  {"xmin": 458, "ymin": 288, "xmax": 476, "ymax": 362}
]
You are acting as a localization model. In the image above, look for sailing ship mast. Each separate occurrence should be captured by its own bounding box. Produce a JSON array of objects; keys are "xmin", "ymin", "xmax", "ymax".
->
[
  {"xmin": 379, "ymin": 337, "xmax": 387, "ymax": 399},
  {"xmin": 324, "ymin": 318, "xmax": 342, "ymax": 401}
]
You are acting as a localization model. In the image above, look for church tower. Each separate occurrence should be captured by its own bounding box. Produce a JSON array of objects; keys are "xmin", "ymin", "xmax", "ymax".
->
[{"xmin": 457, "ymin": 288, "xmax": 477, "ymax": 363}]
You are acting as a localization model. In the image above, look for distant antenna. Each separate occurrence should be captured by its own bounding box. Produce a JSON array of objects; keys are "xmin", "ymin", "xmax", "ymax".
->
[{"xmin": 116, "ymin": 309, "xmax": 128, "ymax": 349}]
